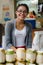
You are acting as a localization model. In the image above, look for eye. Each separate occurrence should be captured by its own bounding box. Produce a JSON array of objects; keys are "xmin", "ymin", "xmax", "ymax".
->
[{"xmin": 17, "ymin": 10, "xmax": 27, "ymax": 14}]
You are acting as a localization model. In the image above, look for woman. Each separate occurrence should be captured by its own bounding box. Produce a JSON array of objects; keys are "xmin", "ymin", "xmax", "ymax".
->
[{"xmin": 5, "ymin": 4, "xmax": 32, "ymax": 52}]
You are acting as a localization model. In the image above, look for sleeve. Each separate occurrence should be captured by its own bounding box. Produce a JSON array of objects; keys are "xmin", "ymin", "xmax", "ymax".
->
[
  {"xmin": 4, "ymin": 21, "xmax": 13, "ymax": 49},
  {"xmin": 26, "ymin": 23, "xmax": 32, "ymax": 48}
]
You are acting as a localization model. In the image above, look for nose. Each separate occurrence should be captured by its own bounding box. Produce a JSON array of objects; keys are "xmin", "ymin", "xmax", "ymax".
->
[{"xmin": 21, "ymin": 12, "xmax": 24, "ymax": 14}]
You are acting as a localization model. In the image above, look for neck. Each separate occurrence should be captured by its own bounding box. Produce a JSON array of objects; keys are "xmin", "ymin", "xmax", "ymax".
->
[{"xmin": 16, "ymin": 18, "xmax": 24, "ymax": 24}]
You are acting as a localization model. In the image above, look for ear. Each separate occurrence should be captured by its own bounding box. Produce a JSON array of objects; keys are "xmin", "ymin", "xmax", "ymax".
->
[
  {"xmin": 15, "ymin": 11, "xmax": 17, "ymax": 18},
  {"xmin": 15, "ymin": 11, "xmax": 17, "ymax": 15}
]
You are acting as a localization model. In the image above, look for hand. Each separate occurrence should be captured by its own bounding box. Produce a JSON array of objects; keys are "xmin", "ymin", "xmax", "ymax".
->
[{"xmin": 10, "ymin": 46, "xmax": 16, "ymax": 52}]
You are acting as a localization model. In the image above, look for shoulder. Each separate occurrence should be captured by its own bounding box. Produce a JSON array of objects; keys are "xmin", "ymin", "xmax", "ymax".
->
[
  {"xmin": 24, "ymin": 21, "xmax": 32, "ymax": 32},
  {"xmin": 5, "ymin": 19, "xmax": 16, "ymax": 27},
  {"xmin": 6, "ymin": 19, "xmax": 16, "ymax": 25},
  {"xmin": 25, "ymin": 21, "xmax": 32, "ymax": 28},
  {"xmin": 5, "ymin": 19, "xmax": 16, "ymax": 31}
]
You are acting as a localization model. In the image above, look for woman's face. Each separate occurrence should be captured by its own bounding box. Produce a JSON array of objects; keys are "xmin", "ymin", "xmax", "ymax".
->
[{"xmin": 16, "ymin": 6, "xmax": 28, "ymax": 20}]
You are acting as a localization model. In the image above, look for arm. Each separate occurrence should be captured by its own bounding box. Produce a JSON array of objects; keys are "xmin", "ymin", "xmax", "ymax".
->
[
  {"xmin": 5, "ymin": 21, "xmax": 16, "ymax": 51},
  {"xmin": 26, "ymin": 23, "xmax": 32, "ymax": 48}
]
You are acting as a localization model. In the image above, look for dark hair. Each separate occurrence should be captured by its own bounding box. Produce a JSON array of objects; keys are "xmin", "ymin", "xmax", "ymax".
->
[{"xmin": 16, "ymin": 4, "xmax": 29, "ymax": 13}]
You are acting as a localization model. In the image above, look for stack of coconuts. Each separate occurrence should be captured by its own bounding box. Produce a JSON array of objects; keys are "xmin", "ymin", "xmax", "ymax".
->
[{"xmin": 0, "ymin": 48, "xmax": 43, "ymax": 65}]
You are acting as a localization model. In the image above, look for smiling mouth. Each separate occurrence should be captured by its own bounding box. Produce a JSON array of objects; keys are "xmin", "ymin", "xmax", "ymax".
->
[{"xmin": 20, "ymin": 15, "xmax": 25, "ymax": 18}]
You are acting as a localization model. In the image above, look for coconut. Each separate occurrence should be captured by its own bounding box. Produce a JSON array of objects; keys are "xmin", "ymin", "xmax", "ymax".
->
[{"xmin": 6, "ymin": 49, "xmax": 15, "ymax": 62}]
